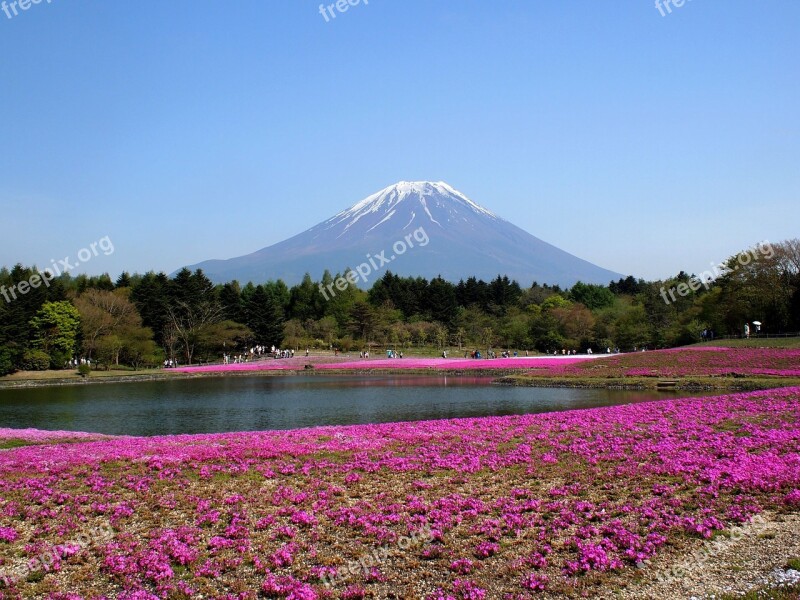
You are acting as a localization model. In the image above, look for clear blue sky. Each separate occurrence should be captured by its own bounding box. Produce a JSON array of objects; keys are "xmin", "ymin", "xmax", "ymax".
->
[{"xmin": 1, "ymin": 0, "xmax": 798, "ymax": 282}]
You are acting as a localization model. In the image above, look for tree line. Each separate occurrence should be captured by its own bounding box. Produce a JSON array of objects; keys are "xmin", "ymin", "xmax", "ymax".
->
[{"xmin": 1, "ymin": 239, "xmax": 798, "ymax": 374}]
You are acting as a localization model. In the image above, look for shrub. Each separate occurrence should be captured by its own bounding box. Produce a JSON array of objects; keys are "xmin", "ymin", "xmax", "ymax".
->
[
  {"xmin": 21, "ymin": 349, "xmax": 51, "ymax": 371},
  {"xmin": 77, "ymin": 364, "xmax": 91, "ymax": 378},
  {"xmin": 49, "ymin": 349, "xmax": 71, "ymax": 370}
]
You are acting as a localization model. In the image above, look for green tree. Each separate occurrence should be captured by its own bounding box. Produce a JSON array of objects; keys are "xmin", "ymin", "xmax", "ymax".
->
[
  {"xmin": 219, "ymin": 281, "xmax": 244, "ymax": 323},
  {"xmin": 283, "ymin": 319, "xmax": 308, "ymax": 350},
  {"xmin": 130, "ymin": 271, "xmax": 171, "ymax": 346},
  {"xmin": 21, "ymin": 349, "xmax": 51, "ymax": 371},
  {"xmin": 0, "ymin": 345, "xmax": 14, "ymax": 376},
  {"xmin": 433, "ymin": 323, "xmax": 449, "ymax": 350},
  {"xmin": 197, "ymin": 321, "xmax": 253, "ymax": 361},
  {"xmin": 312, "ymin": 316, "xmax": 339, "ymax": 348},
  {"xmin": 75, "ymin": 288, "xmax": 159, "ymax": 367},
  {"xmin": 349, "ymin": 300, "xmax": 377, "ymax": 344},
  {"xmin": 245, "ymin": 285, "xmax": 285, "ymax": 346},
  {"xmin": 427, "ymin": 276, "xmax": 458, "ymax": 325},
  {"xmin": 498, "ymin": 308, "xmax": 531, "ymax": 349},
  {"xmin": 288, "ymin": 274, "xmax": 323, "ymax": 322},
  {"xmin": 324, "ymin": 271, "xmax": 365, "ymax": 328},
  {"xmin": 541, "ymin": 294, "xmax": 572, "ymax": 312},
  {"xmin": 29, "ymin": 301, "xmax": 81, "ymax": 367},
  {"xmin": 568, "ymin": 281, "xmax": 615, "ymax": 310},
  {"xmin": 115, "ymin": 271, "xmax": 132, "ymax": 289}
]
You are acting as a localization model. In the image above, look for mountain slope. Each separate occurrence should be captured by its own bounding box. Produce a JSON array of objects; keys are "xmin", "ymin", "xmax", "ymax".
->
[{"xmin": 183, "ymin": 181, "xmax": 623, "ymax": 287}]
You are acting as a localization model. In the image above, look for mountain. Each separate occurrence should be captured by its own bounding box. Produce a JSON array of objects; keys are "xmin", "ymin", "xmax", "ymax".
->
[{"xmin": 183, "ymin": 181, "xmax": 623, "ymax": 287}]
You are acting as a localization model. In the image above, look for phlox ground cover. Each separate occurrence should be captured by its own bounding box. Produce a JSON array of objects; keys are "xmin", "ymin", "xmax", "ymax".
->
[
  {"xmin": 173, "ymin": 356, "xmax": 593, "ymax": 375},
  {"xmin": 1, "ymin": 387, "xmax": 799, "ymax": 598},
  {"xmin": 532, "ymin": 347, "xmax": 800, "ymax": 379}
]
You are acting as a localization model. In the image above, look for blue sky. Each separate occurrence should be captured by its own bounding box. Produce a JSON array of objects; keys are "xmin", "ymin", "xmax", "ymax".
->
[{"xmin": 1, "ymin": 0, "xmax": 798, "ymax": 282}]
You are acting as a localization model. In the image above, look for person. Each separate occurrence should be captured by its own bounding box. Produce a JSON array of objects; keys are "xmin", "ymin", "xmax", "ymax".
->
[
  {"xmin": 442, "ymin": 350, "xmax": 447, "ymax": 358},
  {"xmin": 305, "ymin": 348, "xmax": 309, "ymax": 357},
  {"xmin": 744, "ymin": 323, "xmax": 750, "ymax": 339}
]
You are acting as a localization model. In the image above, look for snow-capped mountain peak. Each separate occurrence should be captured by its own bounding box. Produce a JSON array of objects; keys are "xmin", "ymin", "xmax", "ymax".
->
[{"xmin": 324, "ymin": 181, "xmax": 499, "ymax": 237}]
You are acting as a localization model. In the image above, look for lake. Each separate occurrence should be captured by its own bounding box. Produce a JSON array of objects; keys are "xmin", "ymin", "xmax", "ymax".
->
[{"xmin": 0, "ymin": 374, "xmax": 711, "ymax": 436}]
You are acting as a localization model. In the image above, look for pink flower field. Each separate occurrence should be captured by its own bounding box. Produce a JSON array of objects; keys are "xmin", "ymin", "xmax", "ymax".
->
[
  {"xmin": 1, "ymin": 387, "xmax": 800, "ymax": 598},
  {"xmin": 173, "ymin": 356, "xmax": 594, "ymax": 375},
  {"xmin": 526, "ymin": 346, "xmax": 800, "ymax": 380}
]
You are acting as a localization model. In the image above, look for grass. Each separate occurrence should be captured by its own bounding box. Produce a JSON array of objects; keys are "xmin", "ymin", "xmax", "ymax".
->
[
  {"xmin": 0, "ymin": 439, "xmax": 30, "ymax": 450},
  {"xmin": 785, "ymin": 557, "xmax": 800, "ymax": 571},
  {"xmin": 500, "ymin": 375, "xmax": 800, "ymax": 391},
  {"xmin": 693, "ymin": 337, "xmax": 800, "ymax": 349},
  {"xmin": 0, "ymin": 368, "xmax": 161, "ymax": 381}
]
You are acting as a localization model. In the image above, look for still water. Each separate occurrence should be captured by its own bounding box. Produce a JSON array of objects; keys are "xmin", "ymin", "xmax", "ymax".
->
[{"xmin": 0, "ymin": 375, "xmax": 702, "ymax": 436}]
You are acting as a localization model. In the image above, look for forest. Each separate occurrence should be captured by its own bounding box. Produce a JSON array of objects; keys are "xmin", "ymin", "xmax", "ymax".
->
[{"xmin": 1, "ymin": 239, "xmax": 798, "ymax": 373}]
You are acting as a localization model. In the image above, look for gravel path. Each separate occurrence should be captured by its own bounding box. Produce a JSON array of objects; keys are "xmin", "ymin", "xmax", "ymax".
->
[{"xmin": 620, "ymin": 511, "xmax": 800, "ymax": 599}]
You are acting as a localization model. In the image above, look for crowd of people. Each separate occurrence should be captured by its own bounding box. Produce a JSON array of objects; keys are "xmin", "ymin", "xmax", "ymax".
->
[
  {"xmin": 221, "ymin": 345, "xmax": 299, "ymax": 364},
  {"xmin": 67, "ymin": 357, "xmax": 93, "ymax": 368},
  {"xmin": 208, "ymin": 345, "xmax": 635, "ymax": 367}
]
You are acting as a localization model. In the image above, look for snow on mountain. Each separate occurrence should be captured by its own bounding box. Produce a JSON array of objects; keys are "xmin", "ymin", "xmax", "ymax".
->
[
  {"xmin": 315, "ymin": 181, "xmax": 499, "ymax": 240},
  {"xmin": 182, "ymin": 181, "xmax": 624, "ymax": 287}
]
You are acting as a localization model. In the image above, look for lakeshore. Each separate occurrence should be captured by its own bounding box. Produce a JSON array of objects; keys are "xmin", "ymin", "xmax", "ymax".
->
[{"xmin": 3, "ymin": 345, "xmax": 800, "ymax": 393}]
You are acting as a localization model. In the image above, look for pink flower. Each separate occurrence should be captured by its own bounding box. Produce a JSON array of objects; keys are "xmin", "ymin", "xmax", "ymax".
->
[
  {"xmin": 0, "ymin": 526, "xmax": 19, "ymax": 543},
  {"xmin": 473, "ymin": 541, "xmax": 500, "ymax": 559},
  {"xmin": 521, "ymin": 572, "xmax": 549, "ymax": 591},
  {"xmin": 449, "ymin": 558, "xmax": 475, "ymax": 574}
]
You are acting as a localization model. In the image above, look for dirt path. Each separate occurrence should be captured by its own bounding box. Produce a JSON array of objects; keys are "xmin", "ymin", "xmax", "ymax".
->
[{"xmin": 620, "ymin": 511, "xmax": 800, "ymax": 599}]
